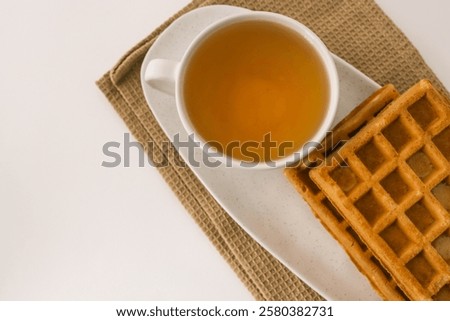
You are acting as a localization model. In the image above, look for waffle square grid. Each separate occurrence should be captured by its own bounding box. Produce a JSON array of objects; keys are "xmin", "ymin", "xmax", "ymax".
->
[
  {"xmin": 285, "ymin": 84, "xmax": 409, "ymax": 300},
  {"xmin": 309, "ymin": 80, "xmax": 450, "ymax": 300}
]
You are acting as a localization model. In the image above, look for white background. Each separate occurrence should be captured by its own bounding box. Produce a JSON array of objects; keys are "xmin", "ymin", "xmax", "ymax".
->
[{"xmin": 0, "ymin": 0, "xmax": 449, "ymax": 300}]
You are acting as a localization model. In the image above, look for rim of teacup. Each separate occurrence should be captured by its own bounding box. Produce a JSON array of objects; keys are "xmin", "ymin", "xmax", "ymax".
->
[{"xmin": 176, "ymin": 11, "xmax": 339, "ymax": 170}]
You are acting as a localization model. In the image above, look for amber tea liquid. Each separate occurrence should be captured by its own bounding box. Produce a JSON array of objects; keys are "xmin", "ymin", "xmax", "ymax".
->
[{"xmin": 183, "ymin": 20, "xmax": 329, "ymax": 162}]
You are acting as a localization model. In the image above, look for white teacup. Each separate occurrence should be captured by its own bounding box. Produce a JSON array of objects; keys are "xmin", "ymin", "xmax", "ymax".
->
[{"xmin": 144, "ymin": 11, "xmax": 339, "ymax": 169}]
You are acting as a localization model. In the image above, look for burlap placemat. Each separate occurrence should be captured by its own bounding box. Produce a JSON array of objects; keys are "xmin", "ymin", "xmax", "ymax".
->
[{"xmin": 97, "ymin": 0, "xmax": 449, "ymax": 300}]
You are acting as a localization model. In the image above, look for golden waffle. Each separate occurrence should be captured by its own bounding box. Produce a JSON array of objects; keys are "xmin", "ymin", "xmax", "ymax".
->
[
  {"xmin": 286, "ymin": 84, "xmax": 408, "ymax": 300},
  {"xmin": 310, "ymin": 80, "xmax": 450, "ymax": 300}
]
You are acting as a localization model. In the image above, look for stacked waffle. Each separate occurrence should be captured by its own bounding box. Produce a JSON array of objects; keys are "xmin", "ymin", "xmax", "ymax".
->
[{"xmin": 285, "ymin": 80, "xmax": 450, "ymax": 300}]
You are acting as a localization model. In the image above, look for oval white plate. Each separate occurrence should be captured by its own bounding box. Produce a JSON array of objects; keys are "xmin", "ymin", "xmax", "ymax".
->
[{"xmin": 141, "ymin": 5, "xmax": 381, "ymax": 300}]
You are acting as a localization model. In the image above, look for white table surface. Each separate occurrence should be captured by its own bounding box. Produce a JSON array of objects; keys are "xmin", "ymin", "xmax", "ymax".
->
[{"xmin": 1, "ymin": 0, "xmax": 449, "ymax": 300}]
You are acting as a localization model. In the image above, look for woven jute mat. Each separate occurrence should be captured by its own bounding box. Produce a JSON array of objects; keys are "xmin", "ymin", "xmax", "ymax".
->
[{"xmin": 97, "ymin": 0, "xmax": 449, "ymax": 300}]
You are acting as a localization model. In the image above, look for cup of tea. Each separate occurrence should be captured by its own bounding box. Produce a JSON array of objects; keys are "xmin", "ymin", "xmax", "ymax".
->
[{"xmin": 144, "ymin": 11, "xmax": 339, "ymax": 169}]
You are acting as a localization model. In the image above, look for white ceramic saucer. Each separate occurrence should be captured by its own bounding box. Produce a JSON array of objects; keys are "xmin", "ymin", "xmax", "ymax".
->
[{"xmin": 141, "ymin": 5, "xmax": 381, "ymax": 300}]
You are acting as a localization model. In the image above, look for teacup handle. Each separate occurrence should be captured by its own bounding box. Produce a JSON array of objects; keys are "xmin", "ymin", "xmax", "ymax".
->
[{"xmin": 144, "ymin": 59, "xmax": 180, "ymax": 95}]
